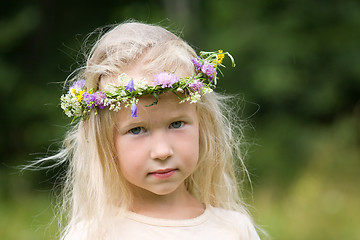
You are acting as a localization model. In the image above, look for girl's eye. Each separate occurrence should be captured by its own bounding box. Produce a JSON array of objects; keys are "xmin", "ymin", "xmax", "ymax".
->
[
  {"xmin": 129, "ymin": 127, "xmax": 145, "ymax": 135},
  {"xmin": 170, "ymin": 121, "xmax": 184, "ymax": 129}
]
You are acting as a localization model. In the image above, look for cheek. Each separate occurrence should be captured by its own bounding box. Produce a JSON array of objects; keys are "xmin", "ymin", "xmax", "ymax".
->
[
  {"xmin": 114, "ymin": 136, "xmax": 146, "ymax": 174},
  {"xmin": 179, "ymin": 129, "xmax": 200, "ymax": 166},
  {"xmin": 115, "ymin": 148, "xmax": 147, "ymax": 185}
]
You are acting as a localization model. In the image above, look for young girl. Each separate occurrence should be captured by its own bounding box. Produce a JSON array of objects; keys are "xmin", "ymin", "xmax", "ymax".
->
[{"xmin": 55, "ymin": 21, "xmax": 260, "ymax": 239}]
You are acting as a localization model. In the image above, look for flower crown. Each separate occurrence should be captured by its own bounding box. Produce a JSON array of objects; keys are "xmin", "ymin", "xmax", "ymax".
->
[{"xmin": 60, "ymin": 50, "xmax": 235, "ymax": 121}]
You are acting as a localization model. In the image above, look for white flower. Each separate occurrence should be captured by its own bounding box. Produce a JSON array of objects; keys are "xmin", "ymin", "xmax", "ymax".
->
[
  {"xmin": 104, "ymin": 84, "xmax": 117, "ymax": 93},
  {"xmin": 202, "ymin": 87, "xmax": 213, "ymax": 94},
  {"xmin": 119, "ymin": 90, "xmax": 127, "ymax": 97},
  {"xmin": 113, "ymin": 102, "xmax": 121, "ymax": 111},
  {"xmin": 117, "ymin": 73, "xmax": 129, "ymax": 85},
  {"xmin": 135, "ymin": 79, "xmax": 148, "ymax": 90},
  {"xmin": 189, "ymin": 92, "xmax": 201, "ymax": 103}
]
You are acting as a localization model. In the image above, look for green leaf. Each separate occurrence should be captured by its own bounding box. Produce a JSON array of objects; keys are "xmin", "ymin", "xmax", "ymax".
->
[{"xmin": 146, "ymin": 92, "xmax": 159, "ymax": 107}]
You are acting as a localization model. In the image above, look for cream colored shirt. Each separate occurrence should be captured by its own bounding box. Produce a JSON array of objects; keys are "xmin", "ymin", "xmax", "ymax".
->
[{"xmin": 67, "ymin": 205, "xmax": 260, "ymax": 240}]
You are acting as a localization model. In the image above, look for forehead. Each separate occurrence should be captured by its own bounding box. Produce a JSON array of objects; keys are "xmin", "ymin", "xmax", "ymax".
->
[
  {"xmin": 116, "ymin": 93, "xmax": 197, "ymax": 123},
  {"xmin": 99, "ymin": 68, "xmax": 193, "ymax": 91}
]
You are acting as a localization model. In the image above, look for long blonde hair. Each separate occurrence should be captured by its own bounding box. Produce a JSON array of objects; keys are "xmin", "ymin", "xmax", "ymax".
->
[{"xmin": 54, "ymin": 21, "xmax": 250, "ymax": 239}]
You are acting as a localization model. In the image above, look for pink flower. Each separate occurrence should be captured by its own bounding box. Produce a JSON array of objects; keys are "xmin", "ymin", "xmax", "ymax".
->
[
  {"xmin": 201, "ymin": 62, "xmax": 215, "ymax": 81},
  {"xmin": 189, "ymin": 80, "xmax": 203, "ymax": 93},
  {"xmin": 191, "ymin": 58, "xmax": 203, "ymax": 71},
  {"xmin": 154, "ymin": 71, "xmax": 179, "ymax": 88}
]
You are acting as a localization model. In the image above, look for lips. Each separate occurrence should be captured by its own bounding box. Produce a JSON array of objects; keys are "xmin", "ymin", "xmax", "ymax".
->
[{"xmin": 149, "ymin": 168, "xmax": 177, "ymax": 179}]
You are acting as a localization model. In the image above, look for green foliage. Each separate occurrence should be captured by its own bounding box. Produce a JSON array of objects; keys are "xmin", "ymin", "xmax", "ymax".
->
[{"xmin": 1, "ymin": 0, "xmax": 359, "ymax": 239}]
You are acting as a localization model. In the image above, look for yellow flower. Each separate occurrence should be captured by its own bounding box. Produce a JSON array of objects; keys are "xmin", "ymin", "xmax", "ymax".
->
[
  {"xmin": 217, "ymin": 50, "xmax": 225, "ymax": 64},
  {"xmin": 77, "ymin": 90, "xmax": 85, "ymax": 102}
]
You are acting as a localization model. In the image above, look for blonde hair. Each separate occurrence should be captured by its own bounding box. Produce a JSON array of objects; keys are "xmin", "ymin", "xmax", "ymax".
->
[{"xmin": 54, "ymin": 21, "xmax": 251, "ymax": 239}]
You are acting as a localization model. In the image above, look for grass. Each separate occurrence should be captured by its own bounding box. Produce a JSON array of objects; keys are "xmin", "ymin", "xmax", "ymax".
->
[{"xmin": 0, "ymin": 193, "xmax": 58, "ymax": 240}]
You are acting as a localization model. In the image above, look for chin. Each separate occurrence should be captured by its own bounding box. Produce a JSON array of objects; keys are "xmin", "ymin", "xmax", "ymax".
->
[{"xmin": 147, "ymin": 185, "xmax": 181, "ymax": 196}]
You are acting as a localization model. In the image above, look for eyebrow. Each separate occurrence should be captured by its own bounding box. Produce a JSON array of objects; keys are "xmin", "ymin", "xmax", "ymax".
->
[
  {"xmin": 117, "ymin": 106, "xmax": 195, "ymax": 127},
  {"xmin": 168, "ymin": 112, "xmax": 193, "ymax": 120},
  {"xmin": 117, "ymin": 119, "xmax": 146, "ymax": 129}
]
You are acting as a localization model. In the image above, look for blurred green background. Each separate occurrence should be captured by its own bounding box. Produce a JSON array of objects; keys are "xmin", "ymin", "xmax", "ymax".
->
[{"xmin": 1, "ymin": 0, "xmax": 359, "ymax": 239}]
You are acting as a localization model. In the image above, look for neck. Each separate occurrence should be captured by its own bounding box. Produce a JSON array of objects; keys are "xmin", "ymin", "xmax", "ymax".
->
[{"xmin": 130, "ymin": 184, "xmax": 205, "ymax": 219}]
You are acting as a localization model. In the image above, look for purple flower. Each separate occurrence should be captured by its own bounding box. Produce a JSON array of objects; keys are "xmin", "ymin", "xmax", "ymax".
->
[
  {"xmin": 71, "ymin": 79, "xmax": 85, "ymax": 90},
  {"xmin": 83, "ymin": 92, "xmax": 96, "ymax": 109},
  {"xmin": 191, "ymin": 58, "xmax": 203, "ymax": 71},
  {"xmin": 189, "ymin": 80, "xmax": 203, "ymax": 93},
  {"xmin": 94, "ymin": 91, "xmax": 107, "ymax": 109},
  {"xmin": 83, "ymin": 91, "xmax": 107, "ymax": 109},
  {"xmin": 131, "ymin": 104, "xmax": 137, "ymax": 117},
  {"xmin": 125, "ymin": 80, "xmax": 135, "ymax": 92},
  {"xmin": 154, "ymin": 71, "xmax": 179, "ymax": 88},
  {"xmin": 201, "ymin": 62, "xmax": 216, "ymax": 81}
]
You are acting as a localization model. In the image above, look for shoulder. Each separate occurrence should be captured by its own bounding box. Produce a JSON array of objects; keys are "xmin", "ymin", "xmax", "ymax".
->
[
  {"xmin": 207, "ymin": 205, "xmax": 261, "ymax": 240},
  {"xmin": 207, "ymin": 205, "xmax": 251, "ymax": 224},
  {"xmin": 63, "ymin": 220, "xmax": 99, "ymax": 240},
  {"xmin": 63, "ymin": 220, "xmax": 106, "ymax": 240},
  {"xmin": 63, "ymin": 222, "xmax": 88, "ymax": 240}
]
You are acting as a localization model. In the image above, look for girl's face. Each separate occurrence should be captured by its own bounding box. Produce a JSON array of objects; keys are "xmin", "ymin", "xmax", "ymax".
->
[{"xmin": 113, "ymin": 93, "xmax": 199, "ymax": 198}]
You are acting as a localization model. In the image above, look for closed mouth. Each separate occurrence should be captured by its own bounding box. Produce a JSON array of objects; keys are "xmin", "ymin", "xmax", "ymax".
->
[
  {"xmin": 150, "ymin": 168, "xmax": 176, "ymax": 174},
  {"xmin": 149, "ymin": 168, "xmax": 177, "ymax": 178}
]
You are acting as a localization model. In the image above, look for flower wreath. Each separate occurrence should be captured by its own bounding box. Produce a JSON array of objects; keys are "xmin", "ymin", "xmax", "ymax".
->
[{"xmin": 60, "ymin": 50, "xmax": 235, "ymax": 121}]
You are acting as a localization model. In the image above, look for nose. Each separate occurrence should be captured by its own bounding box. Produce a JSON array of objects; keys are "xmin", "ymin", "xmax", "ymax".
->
[{"xmin": 150, "ymin": 131, "xmax": 174, "ymax": 161}]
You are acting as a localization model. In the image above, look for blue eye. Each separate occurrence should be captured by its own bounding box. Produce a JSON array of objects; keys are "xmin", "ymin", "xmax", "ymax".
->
[
  {"xmin": 170, "ymin": 121, "xmax": 184, "ymax": 129},
  {"xmin": 129, "ymin": 127, "xmax": 145, "ymax": 135}
]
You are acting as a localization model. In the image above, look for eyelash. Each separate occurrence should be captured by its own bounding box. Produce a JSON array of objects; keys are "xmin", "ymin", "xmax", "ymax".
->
[
  {"xmin": 170, "ymin": 121, "xmax": 184, "ymax": 129},
  {"xmin": 128, "ymin": 121, "xmax": 185, "ymax": 135},
  {"xmin": 128, "ymin": 127, "xmax": 145, "ymax": 135}
]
